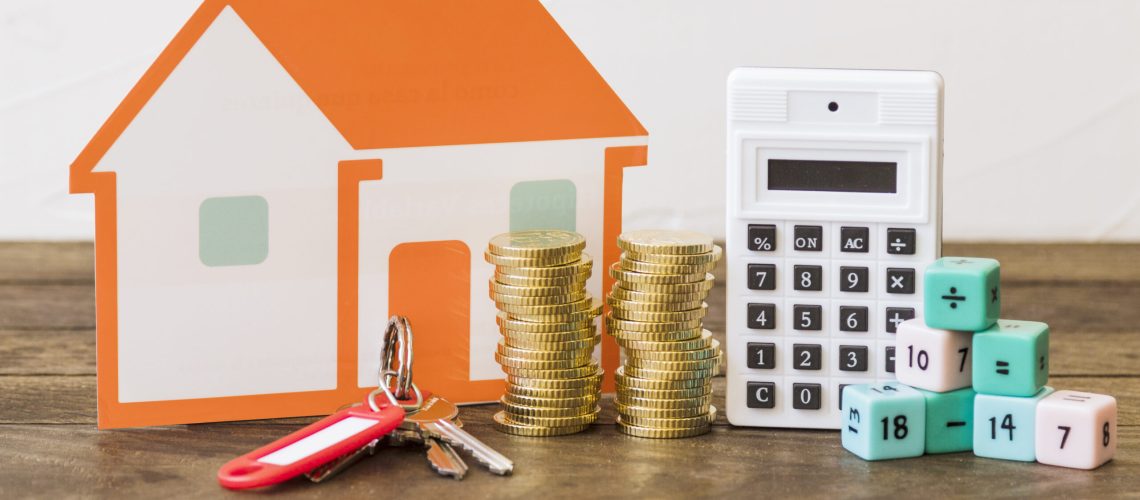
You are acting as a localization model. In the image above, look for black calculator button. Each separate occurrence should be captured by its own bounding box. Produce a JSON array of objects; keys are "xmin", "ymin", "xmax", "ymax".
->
[
  {"xmin": 747, "ymin": 263, "xmax": 777, "ymax": 291},
  {"xmin": 886, "ymin": 228, "xmax": 916, "ymax": 255},
  {"xmin": 885, "ymin": 268, "xmax": 916, "ymax": 294},
  {"xmin": 885, "ymin": 346, "xmax": 897, "ymax": 373},
  {"xmin": 793, "ymin": 225, "xmax": 823, "ymax": 251},
  {"xmin": 838, "ymin": 345, "xmax": 869, "ymax": 372},
  {"xmin": 838, "ymin": 306, "xmax": 869, "ymax": 332},
  {"xmin": 838, "ymin": 266, "xmax": 869, "ymax": 293},
  {"xmin": 840, "ymin": 226, "xmax": 870, "ymax": 253},
  {"xmin": 746, "ymin": 342, "xmax": 776, "ymax": 369},
  {"xmin": 793, "ymin": 305, "xmax": 823, "ymax": 331},
  {"xmin": 839, "ymin": 384, "xmax": 851, "ymax": 410},
  {"xmin": 747, "ymin": 224, "xmax": 777, "ymax": 252},
  {"xmin": 792, "ymin": 383, "xmax": 822, "ymax": 410},
  {"xmin": 792, "ymin": 344, "xmax": 822, "ymax": 370},
  {"xmin": 793, "ymin": 265, "xmax": 823, "ymax": 291},
  {"xmin": 747, "ymin": 381, "xmax": 776, "ymax": 408},
  {"xmin": 746, "ymin": 303, "xmax": 777, "ymax": 330},
  {"xmin": 885, "ymin": 307, "xmax": 915, "ymax": 334}
]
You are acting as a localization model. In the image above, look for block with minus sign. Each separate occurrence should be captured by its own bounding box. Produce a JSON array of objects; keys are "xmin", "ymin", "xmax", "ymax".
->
[
  {"xmin": 840, "ymin": 383, "xmax": 926, "ymax": 460},
  {"xmin": 917, "ymin": 387, "xmax": 976, "ymax": 454},
  {"xmin": 972, "ymin": 320, "xmax": 1049, "ymax": 397},
  {"xmin": 923, "ymin": 257, "xmax": 1000, "ymax": 331}
]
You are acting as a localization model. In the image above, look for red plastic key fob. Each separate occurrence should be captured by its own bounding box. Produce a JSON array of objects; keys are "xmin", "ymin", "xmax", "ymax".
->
[{"xmin": 217, "ymin": 399, "xmax": 405, "ymax": 490}]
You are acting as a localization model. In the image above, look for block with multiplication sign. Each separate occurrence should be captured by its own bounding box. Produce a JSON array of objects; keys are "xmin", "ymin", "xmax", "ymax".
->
[
  {"xmin": 841, "ymin": 383, "xmax": 926, "ymax": 460},
  {"xmin": 1035, "ymin": 390, "xmax": 1117, "ymax": 470},
  {"xmin": 972, "ymin": 320, "xmax": 1049, "ymax": 397},
  {"xmin": 917, "ymin": 387, "xmax": 975, "ymax": 454},
  {"xmin": 895, "ymin": 319, "xmax": 972, "ymax": 393},
  {"xmin": 974, "ymin": 386, "xmax": 1054, "ymax": 462},
  {"xmin": 725, "ymin": 68, "xmax": 943, "ymax": 429}
]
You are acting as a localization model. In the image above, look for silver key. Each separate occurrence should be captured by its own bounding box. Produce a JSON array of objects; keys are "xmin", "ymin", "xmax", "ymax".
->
[
  {"xmin": 391, "ymin": 395, "xmax": 471, "ymax": 479},
  {"xmin": 425, "ymin": 438, "xmax": 468, "ymax": 480},
  {"xmin": 416, "ymin": 398, "xmax": 514, "ymax": 476}
]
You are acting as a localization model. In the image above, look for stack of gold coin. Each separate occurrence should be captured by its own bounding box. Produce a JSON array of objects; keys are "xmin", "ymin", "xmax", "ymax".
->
[
  {"xmin": 606, "ymin": 229, "xmax": 723, "ymax": 438},
  {"xmin": 485, "ymin": 230, "xmax": 603, "ymax": 437}
]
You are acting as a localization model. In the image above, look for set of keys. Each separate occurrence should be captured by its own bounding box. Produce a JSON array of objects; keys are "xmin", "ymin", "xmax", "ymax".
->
[{"xmin": 218, "ymin": 316, "xmax": 513, "ymax": 490}]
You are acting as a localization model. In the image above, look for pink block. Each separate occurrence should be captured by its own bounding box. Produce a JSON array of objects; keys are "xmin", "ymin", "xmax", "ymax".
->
[
  {"xmin": 895, "ymin": 319, "xmax": 972, "ymax": 392},
  {"xmin": 1035, "ymin": 390, "xmax": 1117, "ymax": 470}
]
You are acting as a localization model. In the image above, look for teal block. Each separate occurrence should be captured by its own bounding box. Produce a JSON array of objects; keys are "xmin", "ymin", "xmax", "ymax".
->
[
  {"xmin": 972, "ymin": 320, "xmax": 1049, "ymax": 397},
  {"xmin": 199, "ymin": 196, "xmax": 269, "ymax": 267},
  {"xmin": 918, "ymin": 387, "xmax": 975, "ymax": 454},
  {"xmin": 841, "ymin": 383, "xmax": 926, "ymax": 461},
  {"xmin": 924, "ymin": 257, "xmax": 1000, "ymax": 331},
  {"xmin": 974, "ymin": 387, "xmax": 1054, "ymax": 461}
]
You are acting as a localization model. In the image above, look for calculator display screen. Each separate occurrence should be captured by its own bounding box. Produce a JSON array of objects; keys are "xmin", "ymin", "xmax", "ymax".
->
[{"xmin": 767, "ymin": 159, "xmax": 897, "ymax": 193}]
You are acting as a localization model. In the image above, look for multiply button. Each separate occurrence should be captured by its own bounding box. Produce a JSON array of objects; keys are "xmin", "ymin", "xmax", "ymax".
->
[
  {"xmin": 840, "ymin": 226, "xmax": 870, "ymax": 253},
  {"xmin": 886, "ymin": 268, "xmax": 916, "ymax": 294},
  {"xmin": 886, "ymin": 228, "xmax": 916, "ymax": 255},
  {"xmin": 794, "ymin": 225, "xmax": 823, "ymax": 252},
  {"xmin": 747, "ymin": 224, "xmax": 777, "ymax": 251}
]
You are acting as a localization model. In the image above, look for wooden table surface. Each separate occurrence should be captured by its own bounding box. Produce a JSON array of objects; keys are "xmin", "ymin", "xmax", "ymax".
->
[{"xmin": 1, "ymin": 242, "xmax": 1138, "ymax": 498}]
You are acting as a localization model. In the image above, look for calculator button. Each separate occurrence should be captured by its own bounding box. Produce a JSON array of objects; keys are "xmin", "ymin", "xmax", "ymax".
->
[
  {"xmin": 838, "ymin": 306, "xmax": 869, "ymax": 332},
  {"xmin": 747, "ymin": 224, "xmax": 777, "ymax": 252},
  {"xmin": 838, "ymin": 266, "xmax": 869, "ymax": 293},
  {"xmin": 746, "ymin": 381, "xmax": 776, "ymax": 408},
  {"xmin": 838, "ymin": 345, "xmax": 869, "ymax": 372},
  {"xmin": 885, "ymin": 307, "xmax": 915, "ymax": 334},
  {"xmin": 747, "ymin": 263, "xmax": 777, "ymax": 290},
  {"xmin": 746, "ymin": 342, "xmax": 776, "ymax": 369},
  {"xmin": 793, "ymin": 265, "xmax": 823, "ymax": 291},
  {"xmin": 792, "ymin": 383, "xmax": 822, "ymax": 410},
  {"xmin": 793, "ymin": 225, "xmax": 823, "ymax": 251},
  {"xmin": 792, "ymin": 344, "xmax": 822, "ymax": 370},
  {"xmin": 746, "ymin": 303, "xmax": 777, "ymax": 330},
  {"xmin": 885, "ymin": 346, "xmax": 897, "ymax": 373},
  {"xmin": 838, "ymin": 383, "xmax": 851, "ymax": 410},
  {"xmin": 792, "ymin": 305, "xmax": 823, "ymax": 331},
  {"xmin": 840, "ymin": 226, "xmax": 870, "ymax": 253},
  {"xmin": 885, "ymin": 268, "xmax": 916, "ymax": 294},
  {"xmin": 886, "ymin": 228, "xmax": 916, "ymax": 255}
]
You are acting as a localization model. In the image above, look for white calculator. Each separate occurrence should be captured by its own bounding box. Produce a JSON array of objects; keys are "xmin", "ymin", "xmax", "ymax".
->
[{"xmin": 724, "ymin": 68, "xmax": 943, "ymax": 429}]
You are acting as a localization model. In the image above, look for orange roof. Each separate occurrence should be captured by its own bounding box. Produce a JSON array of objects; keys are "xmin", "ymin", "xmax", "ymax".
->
[{"xmin": 72, "ymin": 0, "xmax": 646, "ymax": 180}]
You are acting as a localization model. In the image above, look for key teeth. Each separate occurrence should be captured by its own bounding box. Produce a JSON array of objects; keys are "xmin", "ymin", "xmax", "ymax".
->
[{"xmin": 431, "ymin": 421, "xmax": 515, "ymax": 475}]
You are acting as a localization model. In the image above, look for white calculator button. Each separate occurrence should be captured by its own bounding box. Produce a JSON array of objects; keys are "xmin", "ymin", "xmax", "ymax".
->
[
  {"xmin": 885, "ymin": 227, "xmax": 917, "ymax": 255},
  {"xmin": 746, "ymin": 262, "xmax": 779, "ymax": 291},
  {"xmin": 879, "ymin": 303, "xmax": 917, "ymax": 336}
]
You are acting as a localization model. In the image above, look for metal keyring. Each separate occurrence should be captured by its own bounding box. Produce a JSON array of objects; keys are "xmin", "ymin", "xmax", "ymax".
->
[{"xmin": 381, "ymin": 316, "xmax": 415, "ymax": 399}]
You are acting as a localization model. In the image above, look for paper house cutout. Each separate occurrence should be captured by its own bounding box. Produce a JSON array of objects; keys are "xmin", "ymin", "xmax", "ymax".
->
[{"xmin": 70, "ymin": 0, "xmax": 647, "ymax": 428}]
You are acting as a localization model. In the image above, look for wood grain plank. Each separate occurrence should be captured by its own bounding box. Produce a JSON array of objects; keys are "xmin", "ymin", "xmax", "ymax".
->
[
  {"xmin": 942, "ymin": 243, "xmax": 1140, "ymax": 283},
  {"xmin": 0, "ymin": 285, "xmax": 94, "ymax": 330},
  {"xmin": 0, "ymin": 242, "xmax": 93, "ymax": 284}
]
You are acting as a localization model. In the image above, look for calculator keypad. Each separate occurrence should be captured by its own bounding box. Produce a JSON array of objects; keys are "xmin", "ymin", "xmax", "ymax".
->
[{"xmin": 729, "ymin": 220, "xmax": 934, "ymax": 429}]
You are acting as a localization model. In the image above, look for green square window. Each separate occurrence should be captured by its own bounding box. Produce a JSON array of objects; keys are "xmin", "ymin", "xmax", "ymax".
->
[
  {"xmin": 199, "ymin": 196, "xmax": 269, "ymax": 267},
  {"xmin": 510, "ymin": 179, "xmax": 576, "ymax": 232}
]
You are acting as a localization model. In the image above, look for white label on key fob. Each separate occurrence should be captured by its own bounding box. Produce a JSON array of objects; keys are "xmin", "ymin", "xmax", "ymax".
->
[{"xmin": 259, "ymin": 417, "xmax": 381, "ymax": 466}]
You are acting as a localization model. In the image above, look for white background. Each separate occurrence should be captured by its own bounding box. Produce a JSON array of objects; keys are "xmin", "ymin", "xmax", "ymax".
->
[{"xmin": 2, "ymin": 0, "xmax": 1138, "ymax": 241}]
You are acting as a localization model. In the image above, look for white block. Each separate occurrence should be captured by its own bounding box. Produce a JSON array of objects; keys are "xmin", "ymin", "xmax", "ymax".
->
[
  {"xmin": 1035, "ymin": 390, "xmax": 1117, "ymax": 470},
  {"xmin": 895, "ymin": 319, "xmax": 972, "ymax": 392}
]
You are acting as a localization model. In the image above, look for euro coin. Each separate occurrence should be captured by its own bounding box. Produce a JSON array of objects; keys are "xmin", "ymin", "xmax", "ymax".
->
[
  {"xmin": 494, "ymin": 271, "xmax": 590, "ymax": 287},
  {"xmin": 622, "ymin": 365, "xmax": 714, "ymax": 381},
  {"xmin": 503, "ymin": 393, "xmax": 599, "ymax": 409},
  {"xmin": 607, "ymin": 327, "xmax": 704, "ymax": 342},
  {"xmin": 502, "ymin": 362, "xmax": 600, "ymax": 380},
  {"xmin": 615, "ymin": 393, "xmax": 713, "ymax": 410},
  {"xmin": 619, "ymin": 406, "xmax": 717, "ymax": 429},
  {"xmin": 614, "ymin": 366, "xmax": 710, "ymax": 390},
  {"xmin": 609, "ymin": 286, "xmax": 707, "ymax": 304},
  {"xmin": 617, "ymin": 258, "xmax": 716, "ymax": 276},
  {"xmin": 617, "ymin": 384, "xmax": 712, "ymax": 400},
  {"xmin": 507, "ymin": 371, "xmax": 602, "ymax": 389},
  {"xmin": 501, "ymin": 399, "xmax": 597, "ymax": 418},
  {"xmin": 509, "ymin": 306, "xmax": 601, "ymax": 324},
  {"xmin": 493, "ymin": 411, "xmax": 590, "ymax": 436},
  {"xmin": 500, "ymin": 327, "xmax": 598, "ymax": 344},
  {"xmin": 606, "ymin": 297, "xmax": 705, "ymax": 312},
  {"xmin": 495, "ymin": 253, "xmax": 593, "ymax": 278},
  {"xmin": 616, "ymin": 419, "xmax": 710, "ymax": 439},
  {"xmin": 508, "ymin": 384, "xmax": 599, "ymax": 399},
  {"xmin": 623, "ymin": 356, "xmax": 720, "ymax": 372},
  {"xmin": 497, "ymin": 342, "xmax": 595, "ymax": 361},
  {"xmin": 505, "ymin": 408, "xmax": 600, "ymax": 427},
  {"xmin": 617, "ymin": 275, "xmax": 714, "ymax": 294},
  {"xmin": 622, "ymin": 341, "xmax": 719, "ymax": 362},
  {"xmin": 621, "ymin": 245, "xmax": 722, "ymax": 265},
  {"xmin": 484, "ymin": 250, "xmax": 580, "ymax": 268},
  {"xmin": 616, "ymin": 329, "xmax": 713, "ymax": 351},
  {"xmin": 495, "ymin": 352, "xmax": 593, "ymax": 370},
  {"xmin": 489, "ymin": 280, "xmax": 583, "ymax": 297},
  {"xmin": 491, "ymin": 290, "xmax": 587, "ymax": 306},
  {"xmin": 608, "ymin": 264, "xmax": 707, "ymax": 285},
  {"xmin": 614, "ymin": 401, "xmax": 709, "ymax": 419},
  {"xmin": 496, "ymin": 313, "xmax": 593, "ymax": 333},
  {"xmin": 498, "ymin": 297, "xmax": 596, "ymax": 316},
  {"xmin": 609, "ymin": 304, "xmax": 708, "ymax": 323},
  {"xmin": 604, "ymin": 315, "xmax": 702, "ymax": 333},
  {"xmin": 487, "ymin": 230, "xmax": 586, "ymax": 259},
  {"xmin": 501, "ymin": 334, "xmax": 599, "ymax": 351},
  {"xmin": 617, "ymin": 229, "xmax": 715, "ymax": 255}
]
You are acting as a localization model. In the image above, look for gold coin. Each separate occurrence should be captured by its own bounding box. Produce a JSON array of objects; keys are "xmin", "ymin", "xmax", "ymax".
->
[
  {"xmin": 491, "ymin": 290, "xmax": 587, "ymax": 306},
  {"xmin": 615, "ymin": 393, "xmax": 713, "ymax": 410},
  {"xmin": 502, "ymin": 362, "xmax": 600, "ymax": 380},
  {"xmin": 495, "ymin": 352, "xmax": 592, "ymax": 370},
  {"xmin": 624, "ymin": 356, "xmax": 720, "ymax": 372},
  {"xmin": 617, "ymin": 230, "xmax": 715, "ymax": 255},
  {"xmin": 615, "ymin": 366, "xmax": 710, "ymax": 390},
  {"xmin": 489, "ymin": 280, "xmax": 583, "ymax": 297},
  {"xmin": 622, "ymin": 365, "xmax": 715, "ymax": 381},
  {"xmin": 496, "ymin": 313, "xmax": 593, "ymax": 333},
  {"xmin": 619, "ymin": 406, "xmax": 717, "ymax": 429},
  {"xmin": 501, "ymin": 398, "xmax": 597, "ymax": 418},
  {"xmin": 609, "ymin": 286, "xmax": 708, "ymax": 304},
  {"xmin": 503, "ymin": 392, "xmax": 599, "ymax": 409},
  {"xmin": 622, "ymin": 246, "xmax": 723, "ymax": 265},
  {"xmin": 484, "ymin": 250, "xmax": 580, "ymax": 268},
  {"xmin": 623, "ymin": 341, "xmax": 720, "ymax": 362},
  {"xmin": 607, "ymin": 327, "xmax": 704, "ymax": 342},
  {"xmin": 487, "ymin": 230, "xmax": 586, "ymax": 259},
  {"xmin": 609, "ymin": 263, "xmax": 707, "ymax": 285},
  {"xmin": 614, "ymin": 401, "xmax": 709, "ymax": 419},
  {"xmin": 606, "ymin": 296, "xmax": 705, "ymax": 312},
  {"xmin": 616, "ymin": 419, "xmax": 710, "ymax": 439},
  {"xmin": 502, "ymin": 334, "xmax": 599, "ymax": 351},
  {"xmin": 508, "ymin": 384, "xmax": 599, "ymax": 399},
  {"xmin": 507, "ymin": 302, "xmax": 602, "ymax": 323},
  {"xmin": 609, "ymin": 303, "xmax": 708, "ymax": 323},
  {"xmin": 494, "ymin": 271, "xmax": 590, "ymax": 287},
  {"xmin": 618, "ymin": 275, "xmax": 714, "ymax": 294},
  {"xmin": 501, "ymin": 328, "xmax": 597, "ymax": 345},
  {"xmin": 507, "ymin": 371, "xmax": 602, "ymax": 389},
  {"xmin": 493, "ymin": 411, "xmax": 590, "ymax": 437},
  {"xmin": 604, "ymin": 314, "xmax": 702, "ymax": 333},
  {"xmin": 617, "ymin": 258, "xmax": 716, "ymax": 276},
  {"xmin": 505, "ymin": 408, "xmax": 600, "ymax": 427},
  {"xmin": 497, "ymin": 342, "xmax": 595, "ymax": 361},
  {"xmin": 616, "ymin": 329, "xmax": 713, "ymax": 352},
  {"xmin": 617, "ymin": 384, "xmax": 712, "ymax": 400},
  {"xmin": 498, "ymin": 296, "xmax": 596, "ymax": 316},
  {"xmin": 495, "ymin": 253, "xmax": 593, "ymax": 278}
]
